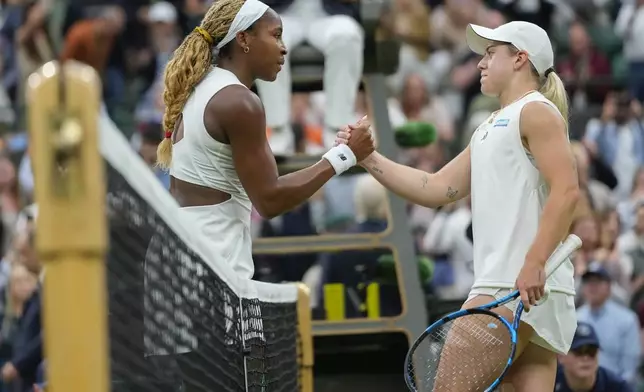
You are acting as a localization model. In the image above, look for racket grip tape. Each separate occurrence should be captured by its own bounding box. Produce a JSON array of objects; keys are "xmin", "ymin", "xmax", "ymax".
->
[
  {"xmin": 533, "ymin": 235, "xmax": 582, "ymax": 307},
  {"xmin": 544, "ymin": 234, "xmax": 583, "ymax": 279}
]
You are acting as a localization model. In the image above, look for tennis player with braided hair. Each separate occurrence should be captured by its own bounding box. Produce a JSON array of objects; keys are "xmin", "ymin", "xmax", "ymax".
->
[
  {"xmin": 156, "ymin": 0, "xmax": 374, "ymax": 279},
  {"xmin": 338, "ymin": 22, "xmax": 579, "ymax": 390}
]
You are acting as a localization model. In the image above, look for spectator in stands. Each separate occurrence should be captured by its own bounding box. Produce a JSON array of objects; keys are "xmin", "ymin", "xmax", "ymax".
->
[
  {"xmin": 385, "ymin": 0, "xmax": 449, "ymax": 94},
  {"xmin": 390, "ymin": 73, "xmax": 455, "ymax": 143},
  {"xmin": 0, "ymin": 55, "xmax": 16, "ymax": 130},
  {"xmin": 134, "ymin": 2, "xmax": 181, "ymax": 127},
  {"xmin": 0, "ymin": 264, "xmax": 37, "ymax": 367},
  {"xmin": 557, "ymin": 20, "xmax": 612, "ymax": 106},
  {"xmin": 435, "ymin": 1, "xmax": 497, "ymax": 116},
  {"xmin": 61, "ymin": 6, "xmax": 126, "ymax": 71},
  {"xmin": 615, "ymin": 0, "xmax": 644, "ymax": 102},
  {"xmin": 571, "ymin": 142, "xmax": 615, "ymax": 221},
  {"xmin": 32, "ymin": 361, "xmax": 45, "ymax": 392},
  {"xmin": 136, "ymin": 124, "xmax": 170, "ymax": 189},
  {"xmin": 597, "ymin": 211, "xmax": 630, "ymax": 286},
  {"xmin": 60, "ymin": 6, "xmax": 126, "ymax": 111},
  {"xmin": 617, "ymin": 167, "xmax": 644, "ymax": 232},
  {"xmin": 15, "ymin": 0, "xmax": 55, "ymax": 114},
  {"xmin": 256, "ymin": 0, "xmax": 364, "ymax": 155},
  {"xmin": 0, "ymin": 155, "xmax": 20, "ymax": 256},
  {"xmin": 556, "ymin": 322, "xmax": 633, "ymax": 392},
  {"xmin": 618, "ymin": 201, "xmax": 644, "ymax": 309},
  {"xmin": 577, "ymin": 262, "xmax": 641, "ymax": 384},
  {"xmin": 1, "ymin": 220, "xmax": 42, "ymax": 392},
  {"xmin": 494, "ymin": 0, "xmax": 555, "ymax": 32},
  {"xmin": 147, "ymin": 1, "xmax": 181, "ymax": 71},
  {"xmin": 429, "ymin": 0, "xmax": 488, "ymax": 53},
  {"xmin": 583, "ymin": 91, "xmax": 644, "ymax": 201},
  {"xmin": 422, "ymin": 197, "xmax": 473, "ymax": 300},
  {"xmin": 0, "ymin": 263, "xmax": 35, "ymax": 392}
]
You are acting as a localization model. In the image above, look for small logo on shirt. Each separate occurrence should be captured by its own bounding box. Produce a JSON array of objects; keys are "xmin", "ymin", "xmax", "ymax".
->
[
  {"xmin": 493, "ymin": 119, "xmax": 510, "ymax": 127},
  {"xmin": 338, "ymin": 154, "xmax": 347, "ymax": 161},
  {"xmin": 481, "ymin": 130, "xmax": 489, "ymax": 141}
]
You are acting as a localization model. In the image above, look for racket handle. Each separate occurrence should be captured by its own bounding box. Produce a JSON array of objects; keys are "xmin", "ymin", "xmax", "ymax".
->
[
  {"xmin": 544, "ymin": 234, "xmax": 583, "ymax": 279},
  {"xmin": 535, "ymin": 285, "xmax": 550, "ymax": 306}
]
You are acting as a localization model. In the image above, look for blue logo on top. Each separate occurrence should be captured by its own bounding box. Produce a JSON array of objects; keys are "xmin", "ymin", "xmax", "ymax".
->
[{"xmin": 493, "ymin": 119, "xmax": 510, "ymax": 127}]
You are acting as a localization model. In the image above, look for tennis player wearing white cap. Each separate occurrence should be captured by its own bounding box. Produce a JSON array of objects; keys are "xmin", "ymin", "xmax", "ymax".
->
[{"xmin": 337, "ymin": 21, "xmax": 580, "ymax": 390}]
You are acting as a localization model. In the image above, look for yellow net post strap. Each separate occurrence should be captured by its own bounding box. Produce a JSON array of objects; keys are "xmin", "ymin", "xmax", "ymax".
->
[
  {"xmin": 28, "ymin": 60, "xmax": 109, "ymax": 392},
  {"xmin": 296, "ymin": 283, "xmax": 314, "ymax": 392}
]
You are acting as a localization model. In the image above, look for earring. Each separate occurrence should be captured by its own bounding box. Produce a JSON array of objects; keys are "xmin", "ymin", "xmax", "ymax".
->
[{"xmin": 244, "ymin": 47, "xmax": 250, "ymax": 54}]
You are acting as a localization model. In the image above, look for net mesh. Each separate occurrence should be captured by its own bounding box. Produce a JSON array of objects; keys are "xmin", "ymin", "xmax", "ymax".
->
[
  {"xmin": 99, "ymin": 111, "xmax": 300, "ymax": 392},
  {"xmin": 406, "ymin": 312, "xmax": 512, "ymax": 392}
]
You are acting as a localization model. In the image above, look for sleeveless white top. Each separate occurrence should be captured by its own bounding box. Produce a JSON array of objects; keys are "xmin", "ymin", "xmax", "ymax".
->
[
  {"xmin": 170, "ymin": 67, "xmax": 254, "ymax": 279},
  {"xmin": 469, "ymin": 91, "xmax": 575, "ymax": 295}
]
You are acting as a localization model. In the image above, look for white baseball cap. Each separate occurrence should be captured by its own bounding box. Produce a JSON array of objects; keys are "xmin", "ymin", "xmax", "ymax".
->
[
  {"xmin": 466, "ymin": 21, "xmax": 554, "ymax": 77},
  {"xmin": 148, "ymin": 1, "xmax": 177, "ymax": 24}
]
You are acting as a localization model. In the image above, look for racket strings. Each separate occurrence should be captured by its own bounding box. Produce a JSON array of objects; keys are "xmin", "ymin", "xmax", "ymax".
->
[{"xmin": 408, "ymin": 313, "xmax": 513, "ymax": 392}]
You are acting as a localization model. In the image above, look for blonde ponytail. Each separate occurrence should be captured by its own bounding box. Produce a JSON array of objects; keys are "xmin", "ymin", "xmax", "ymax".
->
[
  {"xmin": 156, "ymin": 0, "xmax": 246, "ymax": 170},
  {"xmin": 539, "ymin": 71, "xmax": 570, "ymax": 130}
]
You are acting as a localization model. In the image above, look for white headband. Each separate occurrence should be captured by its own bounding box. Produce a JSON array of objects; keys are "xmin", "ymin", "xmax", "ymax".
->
[{"xmin": 216, "ymin": 0, "xmax": 269, "ymax": 50}]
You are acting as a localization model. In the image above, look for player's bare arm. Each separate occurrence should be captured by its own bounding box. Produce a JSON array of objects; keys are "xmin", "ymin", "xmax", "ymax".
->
[
  {"xmin": 219, "ymin": 87, "xmax": 335, "ymax": 219},
  {"xmin": 360, "ymin": 147, "xmax": 471, "ymax": 209},
  {"xmin": 521, "ymin": 102, "xmax": 580, "ymax": 266},
  {"xmin": 220, "ymin": 87, "xmax": 374, "ymax": 219}
]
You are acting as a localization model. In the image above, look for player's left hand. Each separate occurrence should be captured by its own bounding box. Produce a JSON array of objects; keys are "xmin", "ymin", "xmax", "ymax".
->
[
  {"xmin": 515, "ymin": 261, "xmax": 546, "ymax": 312},
  {"xmin": 334, "ymin": 127, "xmax": 350, "ymax": 147},
  {"xmin": 334, "ymin": 116, "xmax": 371, "ymax": 148}
]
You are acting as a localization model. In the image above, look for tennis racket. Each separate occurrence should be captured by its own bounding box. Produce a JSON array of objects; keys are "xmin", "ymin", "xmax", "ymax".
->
[{"xmin": 404, "ymin": 234, "xmax": 582, "ymax": 392}]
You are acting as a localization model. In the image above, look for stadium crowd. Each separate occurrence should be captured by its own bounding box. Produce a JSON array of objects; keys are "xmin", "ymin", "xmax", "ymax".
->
[{"xmin": 0, "ymin": 0, "xmax": 640, "ymax": 390}]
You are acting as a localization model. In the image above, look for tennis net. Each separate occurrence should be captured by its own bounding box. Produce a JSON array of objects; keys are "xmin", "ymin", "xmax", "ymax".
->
[{"xmin": 98, "ymin": 111, "xmax": 302, "ymax": 392}]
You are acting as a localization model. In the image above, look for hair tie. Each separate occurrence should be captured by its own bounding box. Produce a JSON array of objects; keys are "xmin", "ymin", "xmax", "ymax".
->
[
  {"xmin": 194, "ymin": 27, "xmax": 213, "ymax": 45},
  {"xmin": 544, "ymin": 67, "xmax": 555, "ymax": 78},
  {"xmin": 164, "ymin": 130, "xmax": 173, "ymax": 139}
]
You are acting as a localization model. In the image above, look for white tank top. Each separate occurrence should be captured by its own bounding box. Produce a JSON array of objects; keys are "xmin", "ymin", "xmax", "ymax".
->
[
  {"xmin": 469, "ymin": 91, "xmax": 575, "ymax": 295},
  {"xmin": 169, "ymin": 67, "xmax": 254, "ymax": 279}
]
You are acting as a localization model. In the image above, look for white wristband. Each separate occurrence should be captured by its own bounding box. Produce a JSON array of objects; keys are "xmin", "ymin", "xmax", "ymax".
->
[{"xmin": 322, "ymin": 144, "xmax": 357, "ymax": 175}]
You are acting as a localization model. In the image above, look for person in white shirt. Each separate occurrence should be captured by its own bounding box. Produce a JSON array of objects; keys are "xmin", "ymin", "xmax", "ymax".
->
[
  {"xmin": 337, "ymin": 21, "xmax": 579, "ymax": 391},
  {"xmin": 422, "ymin": 198, "xmax": 474, "ymax": 299}
]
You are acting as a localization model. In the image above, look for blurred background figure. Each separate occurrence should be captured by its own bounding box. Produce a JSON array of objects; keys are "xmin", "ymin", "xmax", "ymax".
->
[
  {"xmin": 556, "ymin": 322, "xmax": 633, "ymax": 391},
  {"xmin": 256, "ymin": 0, "xmax": 364, "ymax": 155},
  {"xmin": 577, "ymin": 262, "xmax": 641, "ymax": 385},
  {"xmin": 584, "ymin": 91, "xmax": 644, "ymax": 201}
]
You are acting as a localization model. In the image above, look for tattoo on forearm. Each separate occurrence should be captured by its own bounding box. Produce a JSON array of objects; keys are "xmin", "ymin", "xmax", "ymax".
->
[
  {"xmin": 446, "ymin": 186, "xmax": 458, "ymax": 200},
  {"xmin": 371, "ymin": 166, "xmax": 384, "ymax": 175},
  {"xmin": 421, "ymin": 174, "xmax": 428, "ymax": 189}
]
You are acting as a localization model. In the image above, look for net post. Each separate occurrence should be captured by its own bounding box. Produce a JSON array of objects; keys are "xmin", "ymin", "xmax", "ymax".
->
[
  {"xmin": 296, "ymin": 283, "xmax": 314, "ymax": 392},
  {"xmin": 27, "ymin": 61, "xmax": 109, "ymax": 392}
]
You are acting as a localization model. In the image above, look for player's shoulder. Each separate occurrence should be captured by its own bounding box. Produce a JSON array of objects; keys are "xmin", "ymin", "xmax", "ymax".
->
[
  {"xmin": 519, "ymin": 99, "xmax": 565, "ymax": 138},
  {"xmin": 207, "ymin": 85, "xmax": 264, "ymax": 126},
  {"xmin": 521, "ymin": 99, "xmax": 562, "ymax": 123},
  {"xmin": 213, "ymin": 85, "xmax": 262, "ymax": 112}
]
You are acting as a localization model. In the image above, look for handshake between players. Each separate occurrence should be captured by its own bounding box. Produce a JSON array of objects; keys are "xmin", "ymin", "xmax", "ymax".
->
[{"xmin": 333, "ymin": 116, "xmax": 376, "ymax": 166}]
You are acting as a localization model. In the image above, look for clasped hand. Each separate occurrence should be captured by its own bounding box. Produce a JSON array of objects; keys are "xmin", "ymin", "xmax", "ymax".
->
[{"xmin": 334, "ymin": 116, "xmax": 376, "ymax": 163}]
